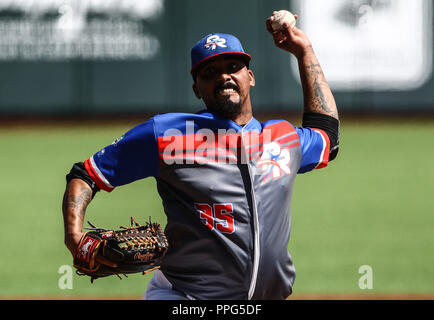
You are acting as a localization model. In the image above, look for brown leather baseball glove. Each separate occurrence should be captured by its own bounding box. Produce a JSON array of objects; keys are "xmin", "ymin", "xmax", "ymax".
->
[{"xmin": 73, "ymin": 217, "xmax": 168, "ymax": 282}]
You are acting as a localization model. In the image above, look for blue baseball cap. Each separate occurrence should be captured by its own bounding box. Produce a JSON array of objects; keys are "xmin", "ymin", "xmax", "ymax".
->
[{"xmin": 190, "ymin": 33, "xmax": 251, "ymax": 75}]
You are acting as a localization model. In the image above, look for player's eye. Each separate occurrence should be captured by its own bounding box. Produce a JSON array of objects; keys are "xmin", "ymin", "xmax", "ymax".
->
[
  {"xmin": 227, "ymin": 62, "xmax": 243, "ymax": 73},
  {"xmin": 205, "ymin": 67, "xmax": 216, "ymax": 74}
]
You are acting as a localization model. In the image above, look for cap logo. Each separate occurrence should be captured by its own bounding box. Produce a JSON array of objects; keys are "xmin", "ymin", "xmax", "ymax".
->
[{"xmin": 204, "ymin": 35, "xmax": 227, "ymax": 50}]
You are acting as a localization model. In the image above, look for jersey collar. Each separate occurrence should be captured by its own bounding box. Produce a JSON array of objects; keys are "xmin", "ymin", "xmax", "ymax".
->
[{"xmin": 196, "ymin": 109, "xmax": 262, "ymax": 133}]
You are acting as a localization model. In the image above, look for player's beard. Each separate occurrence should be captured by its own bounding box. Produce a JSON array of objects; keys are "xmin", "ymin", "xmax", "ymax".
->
[{"xmin": 208, "ymin": 82, "xmax": 242, "ymax": 120}]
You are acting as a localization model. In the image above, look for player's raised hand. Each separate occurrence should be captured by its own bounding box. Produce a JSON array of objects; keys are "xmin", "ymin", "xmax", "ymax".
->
[{"xmin": 266, "ymin": 14, "xmax": 312, "ymax": 59}]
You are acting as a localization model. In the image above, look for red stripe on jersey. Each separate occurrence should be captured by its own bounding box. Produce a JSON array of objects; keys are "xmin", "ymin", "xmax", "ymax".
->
[
  {"xmin": 312, "ymin": 129, "xmax": 330, "ymax": 169},
  {"xmin": 84, "ymin": 158, "xmax": 114, "ymax": 192},
  {"xmin": 156, "ymin": 121, "xmax": 299, "ymax": 164},
  {"xmin": 264, "ymin": 121, "xmax": 297, "ymax": 140},
  {"xmin": 157, "ymin": 132, "xmax": 241, "ymax": 153}
]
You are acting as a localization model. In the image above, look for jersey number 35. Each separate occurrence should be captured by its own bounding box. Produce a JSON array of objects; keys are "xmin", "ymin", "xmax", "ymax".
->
[{"xmin": 194, "ymin": 203, "xmax": 235, "ymax": 234}]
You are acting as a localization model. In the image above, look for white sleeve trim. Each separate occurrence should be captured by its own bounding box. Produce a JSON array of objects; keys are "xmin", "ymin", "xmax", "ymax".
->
[
  {"xmin": 312, "ymin": 129, "xmax": 327, "ymax": 169},
  {"xmin": 90, "ymin": 155, "xmax": 114, "ymax": 189}
]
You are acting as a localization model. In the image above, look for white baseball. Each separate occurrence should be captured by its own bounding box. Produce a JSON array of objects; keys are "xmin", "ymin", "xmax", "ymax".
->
[{"xmin": 271, "ymin": 10, "xmax": 296, "ymax": 31}]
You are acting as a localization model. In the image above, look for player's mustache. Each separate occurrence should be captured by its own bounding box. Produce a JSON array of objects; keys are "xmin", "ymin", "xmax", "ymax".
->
[{"xmin": 214, "ymin": 82, "xmax": 240, "ymax": 95}]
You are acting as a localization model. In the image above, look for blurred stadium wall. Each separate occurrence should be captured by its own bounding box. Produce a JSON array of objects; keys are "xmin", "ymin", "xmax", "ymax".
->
[{"xmin": 0, "ymin": 0, "xmax": 433, "ymax": 116}]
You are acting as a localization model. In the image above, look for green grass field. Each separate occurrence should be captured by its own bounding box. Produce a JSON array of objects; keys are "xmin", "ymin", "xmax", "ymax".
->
[{"xmin": 0, "ymin": 117, "xmax": 433, "ymax": 299}]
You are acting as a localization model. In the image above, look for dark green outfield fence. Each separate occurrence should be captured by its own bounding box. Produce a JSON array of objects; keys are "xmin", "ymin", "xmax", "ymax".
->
[{"xmin": 0, "ymin": 0, "xmax": 433, "ymax": 115}]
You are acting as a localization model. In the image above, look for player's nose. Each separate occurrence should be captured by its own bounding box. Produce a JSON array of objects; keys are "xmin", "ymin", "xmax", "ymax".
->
[{"xmin": 215, "ymin": 70, "xmax": 233, "ymax": 82}]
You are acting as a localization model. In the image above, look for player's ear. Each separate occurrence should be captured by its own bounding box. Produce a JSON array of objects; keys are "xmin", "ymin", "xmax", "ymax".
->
[
  {"xmin": 192, "ymin": 83, "xmax": 202, "ymax": 99},
  {"xmin": 248, "ymin": 69, "xmax": 255, "ymax": 87}
]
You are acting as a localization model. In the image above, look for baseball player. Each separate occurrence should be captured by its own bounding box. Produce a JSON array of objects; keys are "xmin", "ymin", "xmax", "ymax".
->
[{"xmin": 62, "ymin": 14, "xmax": 339, "ymax": 300}]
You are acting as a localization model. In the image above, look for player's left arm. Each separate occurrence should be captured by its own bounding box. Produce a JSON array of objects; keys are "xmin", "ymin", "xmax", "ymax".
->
[
  {"xmin": 266, "ymin": 15, "xmax": 339, "ymax": 164},
  {"xmin": 62, "ymin": 119, "xmax": 159, "ymax": 263}
]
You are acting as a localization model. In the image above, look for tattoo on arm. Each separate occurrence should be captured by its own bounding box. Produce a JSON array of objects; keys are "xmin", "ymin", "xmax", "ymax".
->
[
  {"xmin": 62, "ymin": 186, "xmax": 92, "ymax": 215},
  {"xmin": 302, "ymin": 63, "xmax": 338, "ymax": 118},
  {"xmin": 305, "ymin": 64, "xmax": 322, "ymax": 73},
  {"xmin": 312, "ymin": 77, "xmax": 332, "ymax": 113},
  {"xmin": 62, "ymin": 182, "xmax": 93, "ymax": 234}
]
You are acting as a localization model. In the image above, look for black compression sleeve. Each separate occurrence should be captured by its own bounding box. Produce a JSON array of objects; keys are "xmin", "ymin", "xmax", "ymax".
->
[
  {"xmin": 302, "ymin": 112, "xmax": 340, "ymax": 161},
  {"xmin": 66, "ymin": 162, "xmax": 100, "ymax": 197}
]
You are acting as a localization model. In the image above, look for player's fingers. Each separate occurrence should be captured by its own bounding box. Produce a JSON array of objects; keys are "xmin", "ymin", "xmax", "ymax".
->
[
  {"xmin": 273, "ymin": 34, "xmax": 286, "ymax": 49},
  {"xmin": 287, "ymin": 25, "xmax": 297, "ymax": 42},
  {"xmin": 275, "ymin": 28, "xmax": 289, "ymax": 41},
  {"xmin": 96, "ymin": 255, "xmax": 117, "ymax": 268},
  {"xmin": 266, "ymin": 16, "xmax": 285, "ymax": 36},
  {"xmin": 265, "ymin": 17, "xmax": 275, "ymax": 34},
  {"xmin": 280, "ymin": 22, "xmax": 299, "ymax": 45},
  {"xmin": 279, "ymin": 22, "xmax": 293, "ymax": 38}
]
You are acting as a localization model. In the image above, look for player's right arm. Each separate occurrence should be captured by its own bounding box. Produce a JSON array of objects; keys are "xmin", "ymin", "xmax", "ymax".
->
[
  {"xmin": 266, "ymin": 14, "xmax": 338, "ymax": 120},
  {"xmin": 266, "ymin": 14, "xmax": 340, "ymax": 167}
]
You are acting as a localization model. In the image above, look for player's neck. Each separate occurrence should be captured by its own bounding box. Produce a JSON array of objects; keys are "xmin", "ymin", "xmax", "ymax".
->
[
  {"xmin": 232, "ymin": 100, "xmax": 253, "ymax": 126},
  {"xmin": 233, "ymin": 109, "xmax": 253, "ymax": 126},
  {"xmin": 208, "ymin": 101, "xmax": 253, "ymax": 126}
]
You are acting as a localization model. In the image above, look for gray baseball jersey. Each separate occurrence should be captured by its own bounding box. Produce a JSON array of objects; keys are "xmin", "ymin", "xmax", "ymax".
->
[{"xmin": 83, "ymin": 110, "xmax": 331, "ymax": 299}]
